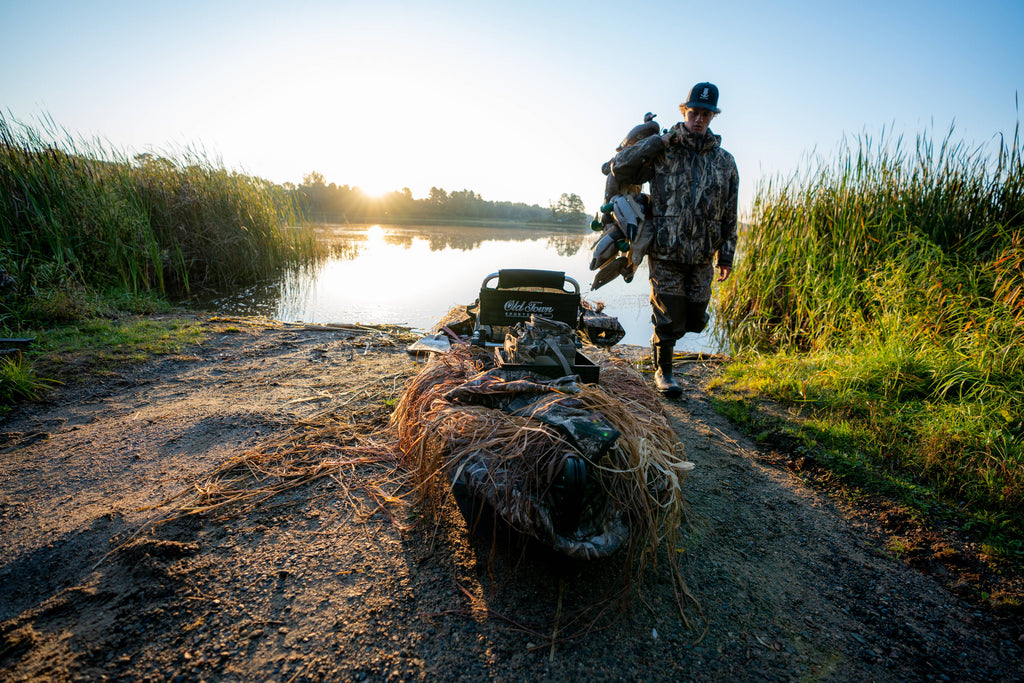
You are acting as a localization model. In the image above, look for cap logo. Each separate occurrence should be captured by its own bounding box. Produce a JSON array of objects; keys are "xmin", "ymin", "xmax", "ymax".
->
[{"xmin": 701, "ymin": 88, "xmax": 709, "ymax": 99}]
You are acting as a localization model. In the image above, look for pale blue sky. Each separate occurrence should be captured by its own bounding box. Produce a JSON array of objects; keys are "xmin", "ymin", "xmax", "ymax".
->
[{"xmin": 2, "ymin": 0, "xmax": 1022, "ymax": 216}]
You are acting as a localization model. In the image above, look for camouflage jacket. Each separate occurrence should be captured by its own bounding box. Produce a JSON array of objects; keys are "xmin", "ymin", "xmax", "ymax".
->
[{"xmin": 611, "ymin": 124, "xmax": 738, "ymax": 266}]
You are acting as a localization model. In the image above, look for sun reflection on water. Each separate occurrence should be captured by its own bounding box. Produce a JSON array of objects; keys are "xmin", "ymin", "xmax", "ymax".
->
[{"xmin": 216, "ymin": 224, "xmax": 724, "ymax": 352}]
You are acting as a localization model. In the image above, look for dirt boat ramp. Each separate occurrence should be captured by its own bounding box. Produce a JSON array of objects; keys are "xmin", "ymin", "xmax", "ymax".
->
[{"xmin": 1, "ymin": 316, "xmax": 1021, "ymax": 682}]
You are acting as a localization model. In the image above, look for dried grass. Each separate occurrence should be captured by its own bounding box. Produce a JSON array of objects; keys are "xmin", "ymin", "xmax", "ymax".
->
[
  {"xmin": 140, "ymin": 343, "xmax": 418, "ymax": 527},
  {"xmin": 392, "ymin": 346, "xmax": 701, "ymax": 624},
  {"xmin": 165, "ymin": 425, "xmax": 402, "ymax": 520}
]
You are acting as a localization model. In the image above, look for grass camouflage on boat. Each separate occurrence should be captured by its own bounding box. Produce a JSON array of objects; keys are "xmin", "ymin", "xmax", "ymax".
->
[{"xmin": 392, "ymin": 346, "xmax": 694, "ymax": 567}]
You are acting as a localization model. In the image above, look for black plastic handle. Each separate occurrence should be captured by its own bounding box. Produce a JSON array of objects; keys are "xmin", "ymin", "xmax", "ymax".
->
[{"xmin": 497, "ymin": 269, "xmax": 567, "ymax": 290}]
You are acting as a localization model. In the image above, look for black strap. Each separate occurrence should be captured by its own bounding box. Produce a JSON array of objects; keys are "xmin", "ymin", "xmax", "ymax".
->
[{"xmin": 543, "ymin": 337, "xmax": 574, "ymax": 376}]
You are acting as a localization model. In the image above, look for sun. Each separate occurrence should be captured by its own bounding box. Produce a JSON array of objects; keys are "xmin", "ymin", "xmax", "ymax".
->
[{"xmin": 355, "ymin": 182, "xmax": 394, "ymax": 199}]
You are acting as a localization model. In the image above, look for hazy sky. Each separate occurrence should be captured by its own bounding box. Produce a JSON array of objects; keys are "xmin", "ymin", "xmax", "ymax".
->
[{"xmin": 2, "ymin": 0, "xmax": 1022, "ymax": 216}]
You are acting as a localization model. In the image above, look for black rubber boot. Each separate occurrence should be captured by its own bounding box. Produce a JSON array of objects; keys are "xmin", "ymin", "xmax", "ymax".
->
[{"xmin": 652, "ymin": 343, "xmax": 682, "ymax": 398}]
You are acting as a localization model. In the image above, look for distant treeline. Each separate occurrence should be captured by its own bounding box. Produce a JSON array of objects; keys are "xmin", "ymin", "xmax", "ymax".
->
[{"xmin": 291, "ymin": 172, "xmax": 588, "ymax": 225}]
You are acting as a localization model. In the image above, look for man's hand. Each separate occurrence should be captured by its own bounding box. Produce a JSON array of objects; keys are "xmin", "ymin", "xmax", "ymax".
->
[{"xmin": 717, "ymin": 265, "xmax": 732, "ymax": 282}]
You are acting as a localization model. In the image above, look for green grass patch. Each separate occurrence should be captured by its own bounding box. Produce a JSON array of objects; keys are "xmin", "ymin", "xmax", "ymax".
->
[
  {"xmin": 710, "ymin": 346, "xmax": 1024, "ymax": 566},
  {"xmin": 0, "ymin": 356, "xmax": 59, "ymax": 415},
  {"xmin": 32, "ymin": 314, "xmax": 205, "ymax": 381},
  {"xmin": 1, "ymin": 284, "xmax": 205, "ymax": 412}
]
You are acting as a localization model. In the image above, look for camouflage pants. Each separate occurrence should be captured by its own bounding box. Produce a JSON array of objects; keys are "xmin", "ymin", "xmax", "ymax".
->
[{"xmin": 648, "ymin": 256, "xmax": 714, "ymax": 345}]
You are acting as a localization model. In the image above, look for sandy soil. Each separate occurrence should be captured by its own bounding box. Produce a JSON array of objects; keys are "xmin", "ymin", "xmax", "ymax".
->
[{"xmin": 1, "ymin": 316, "xmax": 1022, "ymax": 682}]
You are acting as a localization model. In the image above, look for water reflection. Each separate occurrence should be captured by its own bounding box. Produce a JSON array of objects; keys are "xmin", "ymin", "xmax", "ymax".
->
[{"xmin": 203, "ymin": 223, "xmax": 726, "ymax": 353}]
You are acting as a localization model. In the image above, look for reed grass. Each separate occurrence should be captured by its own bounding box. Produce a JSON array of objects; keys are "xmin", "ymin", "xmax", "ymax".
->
[
  {"xmin": 0, "ymin": 112, "xmax": 319, "ymax": 314},
  {"xmin": 716, "ymin": 122, "xmax": 1024, "ymax": 561}
]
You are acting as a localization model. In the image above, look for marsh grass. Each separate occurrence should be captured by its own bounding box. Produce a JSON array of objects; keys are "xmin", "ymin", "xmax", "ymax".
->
[
  {"xmin": 717, "ymin": 123, "xmax": 1024, "ymax": 561},
  {"xmin": 0, "ymin": 112, "xmax": 320, "ymax": 406},
  {"xmin": 0, "ymin": 112, "xmax": 319, "ymax": 316}
]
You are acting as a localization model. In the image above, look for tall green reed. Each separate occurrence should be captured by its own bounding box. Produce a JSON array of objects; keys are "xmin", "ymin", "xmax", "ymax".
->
[
  {"xmin": 721, "ymin": 124, "xmax": 1024, "ymax": 352},
  {"xmin": 718, "ymin": 123, "xmax": 1024, "ymax": 531},
  {"xmin": 0, "ymin": 112, "xmax": 318, "ymax": 309}
]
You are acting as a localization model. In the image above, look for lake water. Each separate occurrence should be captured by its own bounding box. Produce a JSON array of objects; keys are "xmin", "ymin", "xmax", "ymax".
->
[{"xmin": 203, "ymin": 223, "xmax": 726, "ymax": 353}]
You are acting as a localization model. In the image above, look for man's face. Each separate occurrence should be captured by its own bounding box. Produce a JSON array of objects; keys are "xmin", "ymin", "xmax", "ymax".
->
[{"xmin": 683, "ymin": 107, "xmax": 715, "ymax": 134}]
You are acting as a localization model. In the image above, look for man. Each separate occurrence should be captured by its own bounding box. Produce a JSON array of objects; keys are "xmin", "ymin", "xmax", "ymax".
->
[{"xmin": 611, "ymin": 82, "xmax": 739, "ymax": 397}]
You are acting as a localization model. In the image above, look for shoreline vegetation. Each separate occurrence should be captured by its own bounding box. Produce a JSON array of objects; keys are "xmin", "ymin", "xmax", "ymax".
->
[
  {"xmin": 716, "ymin": 123, "xmax": 1024, "ymax": 579},
  {"xmin": 2, "ymin": 114, "xmax": 1023, "ymax": 603},
  {"xmin": 0, "ymin": 112, "xmax": 586, "ymax": 394}
]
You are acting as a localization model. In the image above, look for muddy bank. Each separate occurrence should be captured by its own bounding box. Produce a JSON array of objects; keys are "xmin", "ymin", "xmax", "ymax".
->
[{"xmin": 1, "ymin": 317, "xmax": 1021, "ymax": 682}]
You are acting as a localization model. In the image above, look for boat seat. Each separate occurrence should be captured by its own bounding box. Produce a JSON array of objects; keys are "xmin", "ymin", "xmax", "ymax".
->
[{"xmin": 471, "ymin": 269, "xmax": 581, "ymax": 346}]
